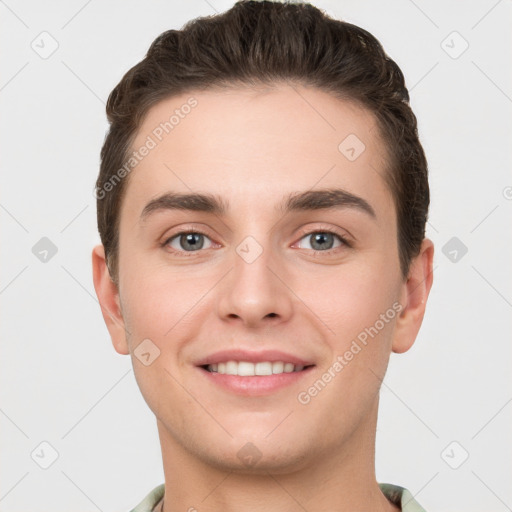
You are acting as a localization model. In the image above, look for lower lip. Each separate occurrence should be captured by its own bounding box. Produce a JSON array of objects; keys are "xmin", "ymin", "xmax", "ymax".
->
[{"xmin": 198, "ymin": 366, "xmax": 315, "ymax": 396}]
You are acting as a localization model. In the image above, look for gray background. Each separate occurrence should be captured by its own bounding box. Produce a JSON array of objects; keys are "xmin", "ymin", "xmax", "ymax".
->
[{"xmin": 1, "ymin": 0, "xmax": 511, "ymax": 511}]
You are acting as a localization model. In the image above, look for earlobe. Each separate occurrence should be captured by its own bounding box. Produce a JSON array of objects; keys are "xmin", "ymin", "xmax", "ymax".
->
[
  {"xmin": 91, "ymin": 245, "xmax": 130, "ymax": 355},
  {"xmin": 392, "ymin": 238, "xmax": 434, "ymax": 354}
]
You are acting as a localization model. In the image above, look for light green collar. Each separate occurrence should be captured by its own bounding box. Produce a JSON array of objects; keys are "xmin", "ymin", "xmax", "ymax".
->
[{"xmin": 130, "ymin": 482, "xmax": 427, "ymax": 512}]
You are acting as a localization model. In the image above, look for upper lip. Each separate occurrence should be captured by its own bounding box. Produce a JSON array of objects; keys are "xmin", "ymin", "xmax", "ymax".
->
[{"xmin": 195, "ymin": 349, "xmax": 315, "ymax": 367}]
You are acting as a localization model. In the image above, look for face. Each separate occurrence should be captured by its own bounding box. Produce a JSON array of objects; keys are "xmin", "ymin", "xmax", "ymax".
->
[{"xmin": 94, "ymin": 83, "xmax": 433, "ymax": 474}]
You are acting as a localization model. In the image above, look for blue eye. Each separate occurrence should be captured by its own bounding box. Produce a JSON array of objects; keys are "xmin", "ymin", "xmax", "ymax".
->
[{"xmin": 166, "ymin": 232, "xmax": 213, "ymax": 252}]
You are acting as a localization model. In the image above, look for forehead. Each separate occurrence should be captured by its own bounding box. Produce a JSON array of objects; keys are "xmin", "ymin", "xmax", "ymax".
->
[{"xmin": 123, "ymin": 84, "xmax": 393, "ymax": 222}]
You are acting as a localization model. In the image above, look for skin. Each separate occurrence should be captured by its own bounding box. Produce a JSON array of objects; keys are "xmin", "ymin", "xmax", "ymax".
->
[{"xmin": 93, "ymin": 83, "xmax": 434, "ymax": 512}]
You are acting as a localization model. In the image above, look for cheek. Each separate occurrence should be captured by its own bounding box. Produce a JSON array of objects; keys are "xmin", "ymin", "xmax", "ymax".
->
[
  {"xmin": 292, "ymin": 268, "xmax": 400, "ymax": 435},
  {"xmin": 118, "ymin": 269, "xmax": 208, "ymax": 417},
  {"xmin": 299, "ymin": 262, "xmax": 400, "ymax": 345},
  {"xmin": 119, "ymin": 263, "xmax": 216, "ymax": 351}
]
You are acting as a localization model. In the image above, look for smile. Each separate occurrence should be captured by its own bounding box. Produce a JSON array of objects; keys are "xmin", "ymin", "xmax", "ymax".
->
[
  {"xmin": 198, "ymin": 362, "xmax": 315, "ymax": 396},
  {"xmin": 205, "ymin": 361, "xmax": 309, "ymax": 376}
]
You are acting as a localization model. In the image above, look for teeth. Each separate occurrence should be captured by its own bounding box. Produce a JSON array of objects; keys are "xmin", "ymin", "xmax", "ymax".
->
[
  {"xmin": 226, "ymin": 361, "xmax": 237, "ymax": 375},
  {"xmin": 238, "ymin": 361, "xmax": 255, "ymax": 376},
  {"xmin": 284, "ymin": 363, "xmax": 294, "ymax": 373},
  {"xmin": 255, "ymin": 362, "xmax": 272, "ymax": 375},
  {"xmin": 272, "ymin": 361, "xmax": 284, "ymax": 374},
  {"xmin": 207, "ymin": 361, "xmax": 307, "ymax": 376}
]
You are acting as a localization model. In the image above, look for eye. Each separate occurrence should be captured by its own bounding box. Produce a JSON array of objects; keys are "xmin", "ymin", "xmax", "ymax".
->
[
  {"xmin": 296, "ymin": 231, "xmax": 347, "ymax": 251},
  {"xmin": 166, "ymin": 231, "xmax": 214, "ymax": 252}
]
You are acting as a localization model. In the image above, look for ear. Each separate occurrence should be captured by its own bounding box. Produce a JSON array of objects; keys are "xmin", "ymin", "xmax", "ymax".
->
[
  {"xmin": 92, "ymin": 244, "xmax": 129, "ymax": 355},
  {"xmin": 392, "ymin": 238, "xmax": 434, "ymax": 354}
]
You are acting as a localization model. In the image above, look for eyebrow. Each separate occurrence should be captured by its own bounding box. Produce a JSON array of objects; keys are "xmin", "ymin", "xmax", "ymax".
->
[{"xmin": 140, "ymin": 188, "xmax": 376, "ymax": 221}]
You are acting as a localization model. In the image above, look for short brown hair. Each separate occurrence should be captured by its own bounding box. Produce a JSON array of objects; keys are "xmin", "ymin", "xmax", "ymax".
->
[{"xmin": 96, "ymin": 0, "xmax": 429, "ymax": 283}]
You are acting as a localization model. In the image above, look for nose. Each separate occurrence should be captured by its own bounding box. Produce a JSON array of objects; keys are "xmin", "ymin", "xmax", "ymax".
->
[{"xmin": 215, "ymin": 241, "xmax": 294, "ymax": 329}]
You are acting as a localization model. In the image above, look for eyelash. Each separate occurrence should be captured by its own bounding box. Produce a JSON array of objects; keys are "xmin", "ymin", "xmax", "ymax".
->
[{"xmin": 161, "ymin": 227, "xmax": 352, "ymax": 257}]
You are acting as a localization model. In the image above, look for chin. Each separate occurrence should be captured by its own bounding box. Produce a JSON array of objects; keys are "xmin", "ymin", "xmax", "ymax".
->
[
  {"xmin": 186, "ymin": 432, "xmax": 315, "ymax": 475},
  {"xmin": 204, "ymin": 446, "xmax": 313, "ymax": 475}
]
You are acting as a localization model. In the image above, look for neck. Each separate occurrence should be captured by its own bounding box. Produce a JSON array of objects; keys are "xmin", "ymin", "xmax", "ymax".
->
[{"xmin": 156, "ymin": 399, "xmax": 398, "ymax": 512}]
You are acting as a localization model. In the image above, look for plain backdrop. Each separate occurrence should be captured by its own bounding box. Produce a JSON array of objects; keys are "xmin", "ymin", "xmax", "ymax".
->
[{"xmin": 1, "ymin": 1, "xmax": 511, "ymax": 511}]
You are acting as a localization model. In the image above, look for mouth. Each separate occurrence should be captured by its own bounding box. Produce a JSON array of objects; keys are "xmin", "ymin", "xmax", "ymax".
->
[{"xmin": 197, "ymin": 358, "xmax": 316, "ymax": 396}]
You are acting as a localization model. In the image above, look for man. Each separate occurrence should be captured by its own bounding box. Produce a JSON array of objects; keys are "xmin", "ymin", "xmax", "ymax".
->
[{"xmin": 92, "ymin": 1, "xmax": 434, "ymax": 510}]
